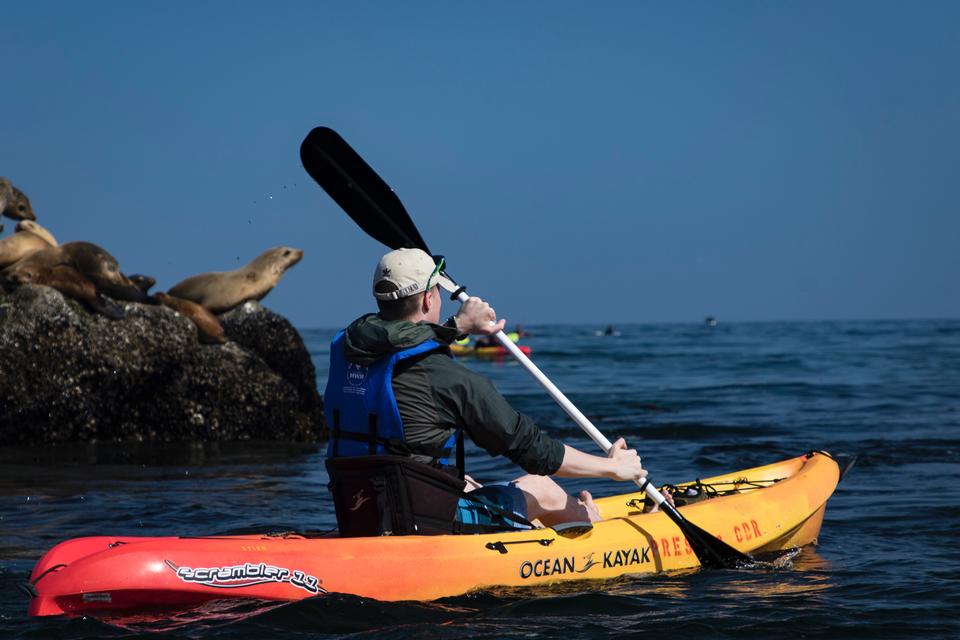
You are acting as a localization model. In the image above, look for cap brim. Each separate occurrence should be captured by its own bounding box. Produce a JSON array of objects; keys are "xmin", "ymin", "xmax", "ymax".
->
[{"xmin": 436, "ymin": 272, "xmax": 457, "ymax": 293}]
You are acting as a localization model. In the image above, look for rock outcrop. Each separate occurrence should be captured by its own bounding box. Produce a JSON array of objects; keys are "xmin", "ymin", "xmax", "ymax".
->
[{"xmin": 0, "ymin": 285, "xmax": 326, "ymax": 444}]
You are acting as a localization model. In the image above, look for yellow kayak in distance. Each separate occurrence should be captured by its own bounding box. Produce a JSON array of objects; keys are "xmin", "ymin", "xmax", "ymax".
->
[{"xmin": 450, "ymin": 343, "xmax": 532, "ymax": 359}]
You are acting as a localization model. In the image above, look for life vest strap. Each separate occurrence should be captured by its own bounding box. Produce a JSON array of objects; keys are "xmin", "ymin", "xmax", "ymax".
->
[
  {"xmin": 329, "ymin": 427, "xmax": 454, "ymax": 461},
  {"xmin": 368, "ymin": 413, "xmax": 377, "ymax": 455},
  {"xmin": 331, "ymin": 409, "xmax": 341, "ymax": 458}
]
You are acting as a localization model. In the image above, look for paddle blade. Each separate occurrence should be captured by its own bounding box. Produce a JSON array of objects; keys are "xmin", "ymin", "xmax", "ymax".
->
[
  {"xmin": 300, "ymin": 127, "xmax": 430, "ymax": 252},
  {"xmin": 661, "ymin": 503, "xmax": 751, "ymax": 569}
]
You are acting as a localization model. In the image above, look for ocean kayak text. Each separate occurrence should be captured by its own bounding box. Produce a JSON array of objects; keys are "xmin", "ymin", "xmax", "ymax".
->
[{"xmin": 519, "ymin": 546, "xmax": 651, "ymax": 579}]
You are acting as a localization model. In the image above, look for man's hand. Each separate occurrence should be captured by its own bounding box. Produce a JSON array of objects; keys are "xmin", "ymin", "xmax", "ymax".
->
[
  {"xmin": 606, "ymin": 437, "xmax": 647, "ymax": 483},
  {"xmin": 455, "ymin": 296, "xmax": 506, "ymax": 335}
]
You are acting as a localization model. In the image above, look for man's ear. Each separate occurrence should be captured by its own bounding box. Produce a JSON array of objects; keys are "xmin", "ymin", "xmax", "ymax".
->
[{"xmin": 420, "ymin": 290, "xmax": 432, "ymax": 314}]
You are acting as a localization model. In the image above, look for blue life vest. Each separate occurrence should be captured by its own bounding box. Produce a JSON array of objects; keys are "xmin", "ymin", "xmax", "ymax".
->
[{"xmin": 324, "ymin": 331, "xmax": 460, "ymax": 466}]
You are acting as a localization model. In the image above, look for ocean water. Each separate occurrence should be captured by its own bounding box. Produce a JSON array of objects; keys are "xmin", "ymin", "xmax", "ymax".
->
[{"xmin": 2, "ymin": 319, "xmax": 958, "ymax": 639}]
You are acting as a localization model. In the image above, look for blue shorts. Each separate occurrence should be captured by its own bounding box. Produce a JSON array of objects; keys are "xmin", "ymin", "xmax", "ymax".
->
[{"xmin": 456, "ymin": 482, "xmax": 531, "ymax": 530}]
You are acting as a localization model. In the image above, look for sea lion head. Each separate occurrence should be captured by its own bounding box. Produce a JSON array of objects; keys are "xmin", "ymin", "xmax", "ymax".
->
[
  {"xmin": 59, "ymin": 241, "xmax": 148, "ymax": 302},
  {"xmin": 259, "ymin": 246, "xmax": 304, "ymax": 277},
  {"xmin": 62, "ymin": 242, "xmax": 120, "ymax": 276},
  {"xmin": 2, "ymin": 186, "xmax": 36, "ymax": 221}
]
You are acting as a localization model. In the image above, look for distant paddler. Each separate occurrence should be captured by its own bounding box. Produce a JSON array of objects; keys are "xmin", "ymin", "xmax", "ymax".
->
[{"xmin": 594, "ymin": 325, "xmax": 621, "ymax": 336}]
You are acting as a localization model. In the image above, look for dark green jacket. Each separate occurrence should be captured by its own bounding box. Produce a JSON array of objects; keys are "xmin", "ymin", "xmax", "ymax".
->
[{"xmin": 342, "ymin": 313, "xmax": 565, "ymax": 476}]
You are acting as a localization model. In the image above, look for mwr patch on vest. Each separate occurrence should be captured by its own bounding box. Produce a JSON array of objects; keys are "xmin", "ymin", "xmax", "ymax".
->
[{"xmin": 344, "ymin": 362, "xmax": 368, "ymax": 395}]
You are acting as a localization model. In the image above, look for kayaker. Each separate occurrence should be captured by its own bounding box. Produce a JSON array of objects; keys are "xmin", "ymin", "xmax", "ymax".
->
[
  {"xmin": 324, "ymin": 248, "xmax": 646, "ymax": 535},
  {"xmin": 474, "ymin": 334, "xmax": 498, "ymax": 348},
  {"xmin": 513, "ymin": 324, "xmax": 531, "ymax": 338}
]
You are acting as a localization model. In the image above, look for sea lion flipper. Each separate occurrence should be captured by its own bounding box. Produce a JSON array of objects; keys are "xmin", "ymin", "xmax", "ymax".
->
[
  {"xmin": 90, "ymin": 294, "xmax": 126, "ymax": 320},
  {"xmin": 155, "ymin": 292, "xmax": 226, "ymax": 344},
  {"xmin": 15, "ymin": 220, "xmax": 57, "ymax": 246},
  {"xmin": 103, "ymin": 272, "xmax": 149, "ymax": 303},
  {"xmin": 0, "ymin": 232, "xmax": 53, "ymax": 270},
  {"xmin": 128, "ymin": 273, "xmax": 157, "ymax": 295}
]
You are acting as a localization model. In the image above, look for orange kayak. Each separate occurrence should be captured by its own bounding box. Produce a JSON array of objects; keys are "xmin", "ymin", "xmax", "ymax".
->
[{"xmin": 26, "ymin": 452, "xmax": 841, "ymax": 617}]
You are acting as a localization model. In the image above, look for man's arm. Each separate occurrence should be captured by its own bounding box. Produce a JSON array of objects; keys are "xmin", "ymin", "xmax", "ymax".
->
[
  {"xmin": 425, "ymin": 356, "xmax": 566, "ymax": 476},
  {"xmin": 441, "ymin": 295, "xmax": 647, "ymax": 484},
  {"xmin": 426, "ymin": 357, "xmax": 644, "ymax": 484}
]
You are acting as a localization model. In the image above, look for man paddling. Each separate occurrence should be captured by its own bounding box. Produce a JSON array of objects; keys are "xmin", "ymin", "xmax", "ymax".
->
[{"xmin": 324, "ymin": 248, "xmax": 646, "ymax": 532}]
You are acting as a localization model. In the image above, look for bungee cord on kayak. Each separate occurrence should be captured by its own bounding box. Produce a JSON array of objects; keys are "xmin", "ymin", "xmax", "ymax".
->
[{"xmin": 626, "ymin": 478, "xmax": 785, "ymax": 512}]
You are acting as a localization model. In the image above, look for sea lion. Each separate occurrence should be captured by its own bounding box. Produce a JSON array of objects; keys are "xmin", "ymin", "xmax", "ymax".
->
[
  {"xmin": 0, "ymin": 229, "xmax": 54, "ymax": 269},
  {"xmin": 5, "ymin": 263, "xmax": 125, "ymax": 319},
  {"xmin": 0, "ymin": 178, "xmax": 37, "ymax": 221},
  {"xmin": 1, "ymin": 241, "xmax": 147, "ymax": 302},
  {"xmin": 128, "ymin": 274, "xmax": 157, "ymax": 294},
  {"xmin": 15, "ymin": 220, "xmax": 58, "ymax": 246},
  {"xmin": 153, "ymin": 292, "xmax": 226, "ymax": 345},
  {"xmin": 168, "ymin": 246, "xmax": 303, "ymax": 314}
]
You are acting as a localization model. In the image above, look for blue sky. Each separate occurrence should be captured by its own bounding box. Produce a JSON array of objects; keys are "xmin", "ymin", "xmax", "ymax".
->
[{"xmin": 3, "ymin": 2, "xmax": 957, "ymax": 328}]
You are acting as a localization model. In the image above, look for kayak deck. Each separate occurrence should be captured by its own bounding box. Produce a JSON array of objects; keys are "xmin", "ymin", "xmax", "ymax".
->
[{"xmin": 26, "ymin": 451, "xmax": 840, "ymax": 617}]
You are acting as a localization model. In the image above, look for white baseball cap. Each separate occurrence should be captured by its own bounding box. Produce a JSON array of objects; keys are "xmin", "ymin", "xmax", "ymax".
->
[{"xmin": 372, "ymin": 248, "xmax": 457, "ymax": 301}]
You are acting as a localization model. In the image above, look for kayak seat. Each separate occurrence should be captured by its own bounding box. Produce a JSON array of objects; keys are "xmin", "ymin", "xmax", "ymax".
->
[{"xmin": 326, "ymin": 455, "xmax": 467, "ymax": 537}]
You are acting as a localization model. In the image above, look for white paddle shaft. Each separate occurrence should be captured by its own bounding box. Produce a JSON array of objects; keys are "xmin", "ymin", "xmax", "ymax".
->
[{"xmin": 456, "ymin": 291, "xmax": 666, "ymax": 506}]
